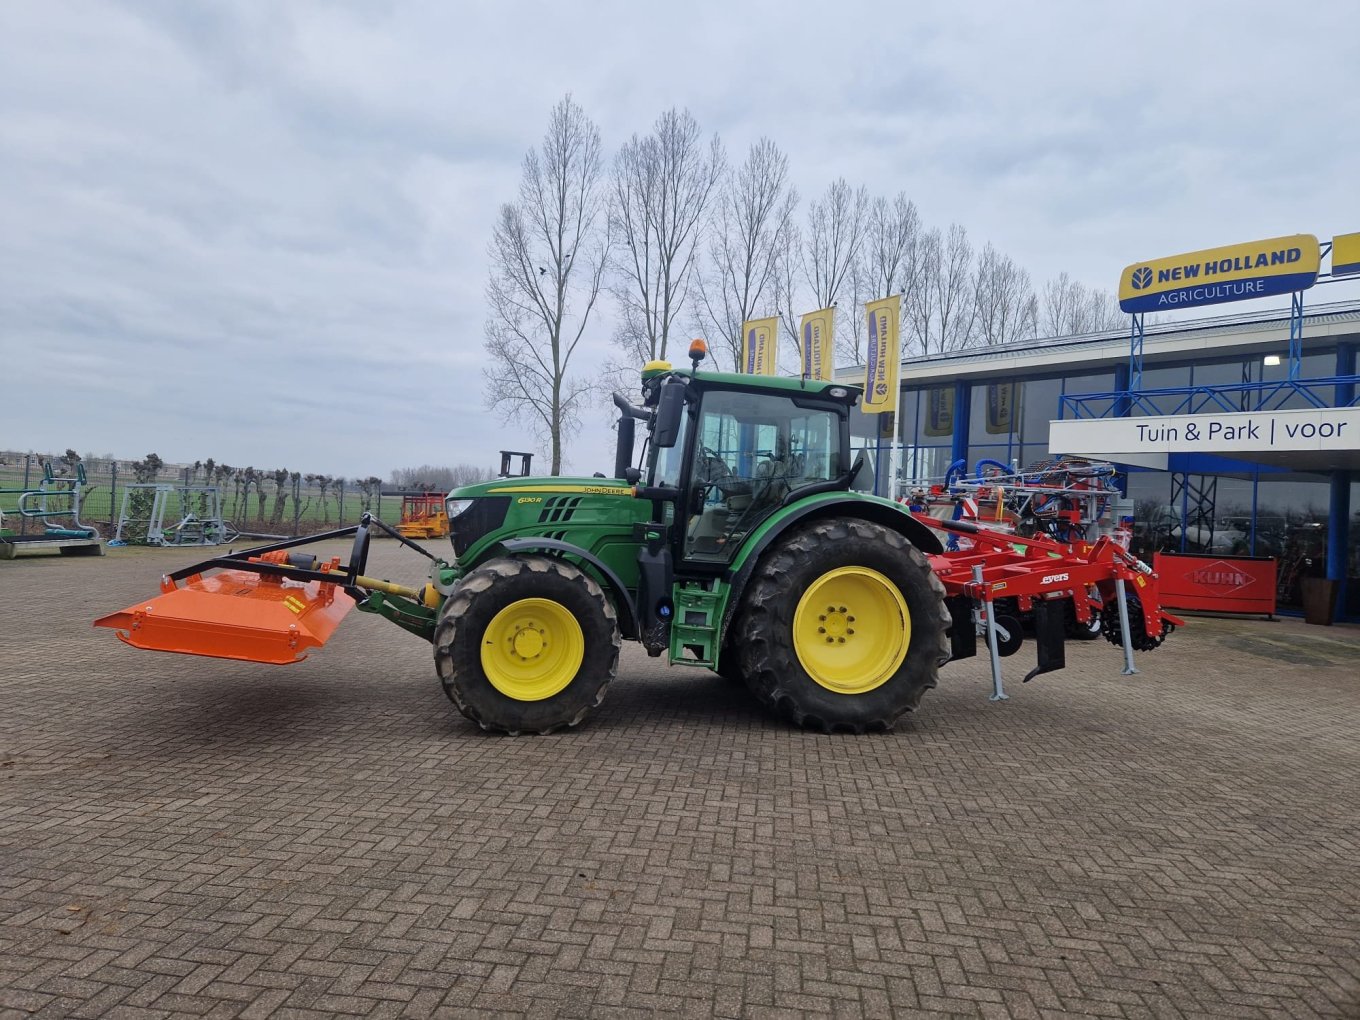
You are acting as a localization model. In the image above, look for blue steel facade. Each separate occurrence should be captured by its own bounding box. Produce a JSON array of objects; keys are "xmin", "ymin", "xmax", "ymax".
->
[{"xmin": 860, "ymin": 304, "xmax": 1360, "ymax": 623}]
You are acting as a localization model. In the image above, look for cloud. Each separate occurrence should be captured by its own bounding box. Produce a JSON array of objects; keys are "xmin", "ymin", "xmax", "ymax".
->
[{"xmin": 2, "ymin": 0, "xmax": 1357, "ymax": 478}]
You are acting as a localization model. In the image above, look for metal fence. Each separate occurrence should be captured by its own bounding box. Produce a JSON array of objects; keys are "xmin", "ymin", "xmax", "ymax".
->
[{"xmin": 0, "ymin": 453, "xmax": 405, "ymax": 540}]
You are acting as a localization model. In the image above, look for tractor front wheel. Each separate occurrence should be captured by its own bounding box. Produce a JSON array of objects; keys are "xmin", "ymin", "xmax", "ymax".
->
[
  {"xmin": 735, "ymin": 518, "xmax": 950, "ymax": 733},
  {"xmin": 434, "ymin": 556, "xmax": 620, "ymax": 734}
]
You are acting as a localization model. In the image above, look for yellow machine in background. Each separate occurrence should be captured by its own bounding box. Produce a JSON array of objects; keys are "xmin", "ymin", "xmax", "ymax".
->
[{"xmin": 394, "ymin": 493, "xmax": 448, "ymax": 540}]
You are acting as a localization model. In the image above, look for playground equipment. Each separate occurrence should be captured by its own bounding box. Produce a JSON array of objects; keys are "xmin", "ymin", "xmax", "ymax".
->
[
  {"xmin": 111, "ymin": 483, "xmax": 238, "ymax": 547},
  {"xmin": 0, "ymin": 461, "xmax": 102, "ymax": 560},
  {"xmin": 96, "ymin": 346, "xmax": 1181, "ymax": 734}
]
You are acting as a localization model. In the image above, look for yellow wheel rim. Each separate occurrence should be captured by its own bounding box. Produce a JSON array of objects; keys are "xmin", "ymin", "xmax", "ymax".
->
[
  {"xmin": 480, "ymin": 598, "xmax": 584, "ymax": 702},
  {"xmin": 793, "ymin": 567, "xmax": 910, "ymax": 695}
]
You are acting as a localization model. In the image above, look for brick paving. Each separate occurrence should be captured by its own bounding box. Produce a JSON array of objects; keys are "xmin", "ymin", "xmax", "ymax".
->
[{"xmin": 1, "ymin": 540, "xmax": 1358, "ymax": 1019}]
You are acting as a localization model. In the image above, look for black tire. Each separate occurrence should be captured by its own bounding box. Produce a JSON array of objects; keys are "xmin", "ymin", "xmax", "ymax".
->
[
  {"xmin": 1064, "ymin": 597, "xmax": 1103, "ymax": 641},
  {"xmin": 714, "ymin": 628, "xmax": 745, "ymax": 684},
  {"xmin": 993, "ymin": 614, "xmax": 1023, "ymax": 657},
  {"xmin": 434, "ymin": 555, "xmax": 620, "ymax": 734},
  {"xmin": 1100, "ymin": 592, "xmax": 1170, "ymax": 652},
  {"xmin": 735, "ymin": 518, "xmax": 950, "ymax": 733}
]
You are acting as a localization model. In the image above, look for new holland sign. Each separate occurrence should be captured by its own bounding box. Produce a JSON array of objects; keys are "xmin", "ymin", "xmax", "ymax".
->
[
  {"xmin": 1118, "ymin": 234, "xmax": 1320, "ymax": 313},
  {"xmin": 1050, "ymin": 406, "xmax": 1360, "ymax": 457}
]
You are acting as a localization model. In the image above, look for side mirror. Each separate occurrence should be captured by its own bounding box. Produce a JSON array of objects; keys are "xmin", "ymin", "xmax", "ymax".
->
[
  {"xmin": 653, "ymin": 379, "xmax": 686, "ymax": 449},
  {"xmin": 614, "ymin": 414, "xmax": 636, "ymax": 480}
]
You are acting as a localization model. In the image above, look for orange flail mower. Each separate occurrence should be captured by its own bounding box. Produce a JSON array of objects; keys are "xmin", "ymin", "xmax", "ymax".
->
[{"xmin": 91, "ymin": 547, "xmax": 400, "ymax": 664}]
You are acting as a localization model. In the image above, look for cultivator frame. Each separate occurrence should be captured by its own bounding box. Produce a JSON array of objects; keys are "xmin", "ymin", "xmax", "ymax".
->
[{"xmin": 917, "ymin": 514, "xmax": 1183, "ymax": 699}]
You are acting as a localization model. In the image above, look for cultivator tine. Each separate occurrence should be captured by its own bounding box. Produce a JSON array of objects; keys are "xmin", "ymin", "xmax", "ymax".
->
[
  {"xmin": 94, "ymin": 569, "xmax": 355, "ymax": 664},
  {"xmin": 1022, "ymin": 599, "xmax": 1067, "ymax": 683}
]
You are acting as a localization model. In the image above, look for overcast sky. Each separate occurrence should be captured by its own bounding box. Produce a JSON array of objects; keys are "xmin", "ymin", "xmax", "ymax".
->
[{"xmin": 3, "ymin": 1, "xmax": 1358, "ymax": 478}]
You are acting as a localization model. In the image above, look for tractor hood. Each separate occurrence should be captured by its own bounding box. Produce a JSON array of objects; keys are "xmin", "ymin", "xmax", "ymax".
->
[
  {"xmin": 449, "ymin": 476, "xmax": 637, "ymax": 500},
  {"xmin": 443, "ymin": 476, "xmax": 642, "ymax": 560}
]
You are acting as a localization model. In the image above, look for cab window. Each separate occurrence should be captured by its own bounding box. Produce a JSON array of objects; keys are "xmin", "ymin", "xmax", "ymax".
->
[{"xmin": 684, "ymin": 390, "xmax": 841, "ymax": 562}]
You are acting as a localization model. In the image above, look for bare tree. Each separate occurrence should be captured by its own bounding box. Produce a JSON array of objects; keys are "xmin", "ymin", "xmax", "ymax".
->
[
  {"xmin": 803, "ymin": 179, "xmax": 868, "ymax": 308},
  {"xmin": 1040, "ymin": 272, "xmax": 1080, "ymax": 337},
  {"xmin": 836, "ymin": 258, "xmax": 872, "ymax": 367},
  {"xmin": 694, "ymin": 138, "xmax": 796, "ymax": 372},
  {"xmin": 484, "ymin": 95, "xmax": 610, "ymax": 474},
  {"xmin": 1041, "ymin": 272, "xmax": 1124, "ymax": 336},
  {"xmin": 863, "ymin": 194, "xmax": 922, "ymax": 299},
  {"xmin": 860, "ymin": 193, "xmax": 924, "ymax": 360},
  {"xmin": 1080, "ymin": 288, "xmax": 1126, "ymax": 333},
  {"xmin": 933, "ymin": 223, "xmax": 977, "ymax": 352},
  {"xmin": 972, "ymin": 243, "xmax": 1038, "ymax": 346},
  {"xmin": 389, "ymin": 464, "xmax": 498, "ymax": 490},
  {"xmin": 131, "ymin": 453, "xmax": 163, "ymax": 484},
  {"xmin": 356, "ymin": 476, "xmax": 383, "ymax": 514},
  {"xmin": 306, "ymin": 473, "xmax": 332, "ymax": 524},
  {"xmin": 906, "ymin": 227, "xmax": 941, "ymax": 356},
  {"xmin": 269, "ymin": 467, "xmax": 290, "ymax": 527},
  {"xmin": 774, "ymin": 224, "xmax": 806, "ymax": 368},
  {"xmin": 609, "ymin": 107, "xmax": 725, "ymax": 368}
]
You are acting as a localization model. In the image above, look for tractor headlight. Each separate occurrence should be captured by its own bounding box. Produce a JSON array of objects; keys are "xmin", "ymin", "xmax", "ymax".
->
[{"xmin": 446, "ymin": 498, "xmax": 475, "ymax": 519}]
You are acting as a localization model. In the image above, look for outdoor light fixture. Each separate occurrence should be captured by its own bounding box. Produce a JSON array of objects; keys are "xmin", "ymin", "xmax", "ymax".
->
[{"xmin": 1263, "ymin": 355, "xmax": 1281, "ymax": 366}]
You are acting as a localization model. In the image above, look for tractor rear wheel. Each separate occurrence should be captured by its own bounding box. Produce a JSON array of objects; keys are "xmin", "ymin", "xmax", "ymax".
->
[
  {"xmin": 434, "ymin": 555, "xmax": 620, "ymax": 734},
  {"xmin": 735, "ymin": 518, "xmax": 950, "ymax": 733},
  {"xmin": 714, "ymin": 625, "xmax": 745, "ymax": 684}
]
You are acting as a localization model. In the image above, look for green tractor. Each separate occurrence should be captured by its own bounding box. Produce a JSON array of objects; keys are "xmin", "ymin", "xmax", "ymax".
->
[
  {"xmin": 98, "ymin": 351, "xmax": 953, "ymax": 734},
  {"xmin": 383, "ymin": 353, "xmax": 948, "ymax": 733}
]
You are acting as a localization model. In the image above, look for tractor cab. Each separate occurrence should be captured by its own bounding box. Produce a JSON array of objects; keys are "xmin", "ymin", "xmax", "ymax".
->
[
  {"xmin": 652, "ymin": 380, "xmax": 851, "ymax": 564},
  {"xmin": 621, "ymin": 349, "xmax": 862, "ymax": 572}
]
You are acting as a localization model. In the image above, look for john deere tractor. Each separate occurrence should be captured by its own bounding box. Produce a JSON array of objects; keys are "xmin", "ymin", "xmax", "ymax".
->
[{"xmin": 98, "ymin": 346, "xmax": 954, "ymax": 734}]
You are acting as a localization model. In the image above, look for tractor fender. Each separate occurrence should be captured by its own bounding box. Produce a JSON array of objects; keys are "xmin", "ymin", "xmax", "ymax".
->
[
  {"xmin": 492, "ymin": 537, "xmax": 640, "ymax": 640},
  {"xmin": 720, "ymin": 495, "xmax": 944, "ymax": 636}
]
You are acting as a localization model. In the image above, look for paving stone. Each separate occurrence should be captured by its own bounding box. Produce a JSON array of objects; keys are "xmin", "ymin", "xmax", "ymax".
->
[{"xmin": 1, "ymin": 542, "xmax": 1358, "ymax": 1017}]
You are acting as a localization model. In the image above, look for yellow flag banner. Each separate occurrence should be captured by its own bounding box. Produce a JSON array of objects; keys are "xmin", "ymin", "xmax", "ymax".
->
[
  {"xmin": 862, "ymin": 295, "xmax": 900, "ymax": 414},
  {"xmin": 740, "ymin": 316, "xmax": 779, "ymax": 375},
  {"xmin": 924, "ymin": 385, "xmax": 954, "ymax": 437},
  {"xmin": 799, "ymin": 307, "xmax": 835, "ymax": 381},
  {"xmin": 986, "ymin": 381, "xmax": 1019, "ymax": 434}
]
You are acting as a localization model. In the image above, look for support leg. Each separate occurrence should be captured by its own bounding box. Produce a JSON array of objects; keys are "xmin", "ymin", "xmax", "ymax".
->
[
  {"xmin": 1115, "ymin": 578, "xmax": 1138, "ymax": 676},
  {"xmin": 974, "ymin": 564, "xmax": 1007, "ymax": 701}
]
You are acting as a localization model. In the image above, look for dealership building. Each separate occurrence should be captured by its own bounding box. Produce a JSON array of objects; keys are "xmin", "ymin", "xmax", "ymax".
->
[{"xmin": 847, "ymin": 295, "xmax": 1360, "ymax": 623}]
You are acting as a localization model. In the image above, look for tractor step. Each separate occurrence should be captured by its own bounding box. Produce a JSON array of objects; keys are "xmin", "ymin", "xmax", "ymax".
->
[{"xmin": 669, "ymin": 584, "xmax": 723, "ymax": 667}]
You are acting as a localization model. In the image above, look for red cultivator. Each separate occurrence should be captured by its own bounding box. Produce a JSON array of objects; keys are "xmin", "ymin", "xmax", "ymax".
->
[{"xmin": 912, "ymin": 514, "xmax": 1184, "ymax": 699}]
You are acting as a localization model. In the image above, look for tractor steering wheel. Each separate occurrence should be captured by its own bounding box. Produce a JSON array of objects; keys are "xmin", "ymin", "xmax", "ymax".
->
[
  {"xmin": 695, "ymin": 446, "xmax": 750, "ymax": 503},
  {"xmin": 699, "ymin": 446, "xmax": 729, "ymax": 481}
]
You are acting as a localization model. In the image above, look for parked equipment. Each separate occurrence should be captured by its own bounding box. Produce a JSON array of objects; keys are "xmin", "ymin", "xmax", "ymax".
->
[
  {"xmin": 96, "ymin": 345, "xmax": 1182, "ymax": 733},
  {"xmin": 1, "ymin": 461, "xmax": 102, "ymax": 559},
  {"xmin": 393, "ymin": 492, "xmax": 449, "ymax": 540},
  {"xmin": 111, "ymin": 483, "xmax": 238, "ymax": 547}
]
